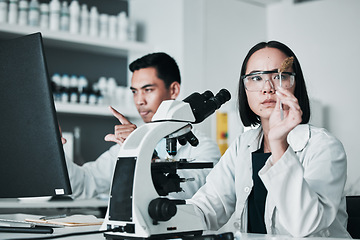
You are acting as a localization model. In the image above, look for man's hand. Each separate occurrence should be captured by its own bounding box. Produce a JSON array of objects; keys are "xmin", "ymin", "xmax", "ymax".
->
[
  {"xmin": 104, "ymin": 106, "xmax": 137, "ymax": 145},
  {"xmin": 59, "ymin": 125, "xmax": 67, "ymax": 145}
]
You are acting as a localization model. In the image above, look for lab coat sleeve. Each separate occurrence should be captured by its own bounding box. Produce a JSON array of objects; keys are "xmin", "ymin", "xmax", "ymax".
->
[
  {"xmin": 172, "ymin": 131, "xmax": 221, "ymax": 199},
  {"xmin": 187, "ymin": 140, "xmax": 238, "ymax": 230},
  {"xmin": 66, "ymin": 144, "xmax": 120, "ymax": 199},
  {"xmin": 259, "ymin": 131, "xmax": 347, "ymax": 237}
]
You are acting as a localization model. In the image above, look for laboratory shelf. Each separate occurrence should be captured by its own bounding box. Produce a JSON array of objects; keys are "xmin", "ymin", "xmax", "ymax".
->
[
  {"xmin": 0, "ymin": 23, "xmax": 152, "ymax": 57},
  {"xmin": 55, "ymin": 102, "xmax": 139, "ymax": 118}
]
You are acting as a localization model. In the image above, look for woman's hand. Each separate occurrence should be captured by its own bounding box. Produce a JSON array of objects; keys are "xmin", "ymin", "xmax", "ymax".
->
[{"xmin": 268, "ymin": 87, "xmax": 302, "ymax": 162}]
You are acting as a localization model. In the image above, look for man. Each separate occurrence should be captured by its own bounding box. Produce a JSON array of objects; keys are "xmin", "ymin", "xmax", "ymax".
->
[{"xmin": 66, "ymin": 52, "xmax": 221, "ymax": 199}]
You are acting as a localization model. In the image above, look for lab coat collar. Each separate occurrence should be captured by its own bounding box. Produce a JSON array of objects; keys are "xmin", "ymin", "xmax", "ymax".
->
[
  {"xmin": 247, "ymin": 124, "xmax": 310, "ymax": 153},
  {"xmin": 247, "ymin": 126, "xmax": 263, "ymax": 152}
]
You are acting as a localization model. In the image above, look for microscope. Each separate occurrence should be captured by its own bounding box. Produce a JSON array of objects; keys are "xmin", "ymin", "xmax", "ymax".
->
[{"xmin": 101, "ymin": 89, "xmax": 231, "ymax": 239}]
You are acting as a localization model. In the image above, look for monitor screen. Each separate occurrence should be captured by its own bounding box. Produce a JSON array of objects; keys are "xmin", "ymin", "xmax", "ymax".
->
[{"xmin": 0, "ymin": 33, "xmax": 72, "ymax": 198}]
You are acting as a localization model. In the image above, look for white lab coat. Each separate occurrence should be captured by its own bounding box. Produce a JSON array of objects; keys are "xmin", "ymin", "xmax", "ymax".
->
[
  {"xmin": 188, "ymin": 124, "xmax": 351, "ymax": 238},
  {"xmin": 66, "ymin": 128, "xmax": 221, "ymax": 200}
]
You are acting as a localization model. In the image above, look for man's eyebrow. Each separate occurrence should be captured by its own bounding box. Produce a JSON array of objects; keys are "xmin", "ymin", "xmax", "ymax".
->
[
  {"xmin": 130, "ymin": 84, "xmax": 156, "ymax": 90},
  {"xmin": 141, "ymin": 84, "xmax": 156, "ymax": 89}
]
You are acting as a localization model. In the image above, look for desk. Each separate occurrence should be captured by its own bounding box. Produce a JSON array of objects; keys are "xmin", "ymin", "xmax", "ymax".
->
[
  {"xmin": 0, "ymin": 213, "xmax": 353, "ymax": 240},
  {"xmin": 0, "ymin": 225, "xmax": 104, "ymax": 240},
  {"xmin": 0, "ymin": 231, "xmax": 353, "ymax": 240},
  {"xmin": 0, "ymin": 213, "xmax": 104, "ymax": 240},
  {"xmin": 0, "ymin": 198, "xmax": 108, "ymax": 218}
]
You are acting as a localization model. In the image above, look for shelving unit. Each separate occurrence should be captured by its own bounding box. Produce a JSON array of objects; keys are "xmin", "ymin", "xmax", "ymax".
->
[
  {"xmin": 0, "ymin": 23, "xmax": 152, "ymax": 57},
  {"xmin": 0, "ymin": 23, "xmax": 152, "ymax": 118},
  {"xmin": 55, "ymin": 102, "xmax": 139, "ymax": 118}
]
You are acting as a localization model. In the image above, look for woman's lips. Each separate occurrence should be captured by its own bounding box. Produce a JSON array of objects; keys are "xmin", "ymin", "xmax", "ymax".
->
[{"xmin": 261, "ymin": 99, "xmax": 276, "ymax": 106}]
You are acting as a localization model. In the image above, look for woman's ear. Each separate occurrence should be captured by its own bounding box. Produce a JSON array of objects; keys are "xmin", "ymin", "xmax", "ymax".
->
[{"xmin": 169, "ymin": 81, "xmax": 181, "ymax": 99}]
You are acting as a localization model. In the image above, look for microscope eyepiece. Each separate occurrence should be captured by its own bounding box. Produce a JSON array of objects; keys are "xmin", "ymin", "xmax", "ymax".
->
[
  {"xmin": 183, "ymin": 89, "xmax": 231, "ymax": 124},
  {"xmin": 212, "ymin": 89, "xmax": 231, "ymax": 109},
  {"xmin": 202, "ymin": 90, "xmax": 214, "ymax": 100}
]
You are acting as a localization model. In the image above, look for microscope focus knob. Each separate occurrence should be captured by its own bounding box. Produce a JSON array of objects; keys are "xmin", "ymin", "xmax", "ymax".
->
[{"xmin": 148, "ymin": 198, "xmax": 177, "ymax": 222}]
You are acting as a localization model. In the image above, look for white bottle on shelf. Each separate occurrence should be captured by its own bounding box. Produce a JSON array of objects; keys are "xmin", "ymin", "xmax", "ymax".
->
[
  {"xmin": 99, "ymin": 13, "xmax": 109, "ymax": 39},
  {"xmin": 128, "ymin": 19, "xmax": 137, "ymax": 42},
  {"xmin": 28, "ymin": 0, "xmax": 40, "ymax": 27},
  {"xmin": 97, "ymin": 76, "xmax": 107, "ymax": 94},
  {"xmin": 70, "ymin": 74, "xmax": 78, "ymax": 89},
  {"xmin": 88, "ymin": 83, "xmax": 98, "ymax": 105},
  {"xmin": 51, "ymin": 73, "xmax": 62, "ymax": 101},
  {"xmin": 39, "ymin": 3, "xmax": 49, "ymax": 29},
  {"xmin": 18, "ymin": 0, "xmax": 29, "ymax": 26},
  {"xmin": 79, "ymin": 4, "xmax": 88, "ymax": 35},
  {"xmin": 61, "ymin": 74, "xmax": 70, "ymax": 89},
  {"xmin": 108, "ymin": 15, "xmax": 117, "ymax": 40},
  {"xmin": 69, "ymin": 75, "xmax": 79, "ymax": 103},
  {"xmin": 89, "ymin": 6, "xmax": 99, "ymax": 37},
  {"xmin": 60, "ymin": 1, "xmax": 69, "ymax": 31},
  {"xmin": 73, "ymin": 126, "xmax": 85, "ymax": 165},
  {"xmin": 107, "ymin": 77, "xmax": 117, "ymax": 105},
  {"xmin": 0, "ymin": 0, "xmax": 8, "ymax": 23},
  {"xmin": 8, "ymin": 0, "xmax": 18, "ymax": 24},
  {"xmin": 78, "ymin": 75, "xmax": 88, "ymax": 93},
  {"xmin": 52, "ymin": 73, "xmax": 62, "ymax": 86},
  {"xmin": 49, "ymin": 0, "xmax": 60, "ymax": 31},
  {"xmin": 60, "ymin": 74, "xmax": 70, "ymax": 103},
  {"xmin": 117, "ymin": 11, "xmax": 128, "ymax": 41},
  {"xmin": 97, "ymin": 76, "xmax": 108, "ymax": 104},
  {"xmin": 69, "ymin": 0, "xmax": 80, "ymax": 34}
]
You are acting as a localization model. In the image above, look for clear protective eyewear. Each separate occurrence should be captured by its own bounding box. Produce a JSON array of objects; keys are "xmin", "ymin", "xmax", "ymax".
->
[{"xmin": 241, "ymin": 70, "xmax": 295, "ymax": 92}]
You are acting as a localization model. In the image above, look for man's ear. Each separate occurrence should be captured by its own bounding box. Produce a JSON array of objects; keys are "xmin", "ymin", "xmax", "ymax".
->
[{"xmin": 169, "ymin": 81, "xmax": 180, "ymax": 99}]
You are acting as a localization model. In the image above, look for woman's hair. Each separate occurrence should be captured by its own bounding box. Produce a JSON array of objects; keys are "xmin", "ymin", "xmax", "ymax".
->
[
  {"xmin": 238, "ymin": 41, "xmax": 310, "ymax": 127},
  {"xmin": 129, "ymin": 52, "xmax": 181, "ymax": 88}
]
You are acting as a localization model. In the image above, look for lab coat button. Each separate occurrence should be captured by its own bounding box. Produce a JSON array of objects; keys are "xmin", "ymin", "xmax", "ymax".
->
[
  {"xmin": 233, "ymin": 221, "xmax": 240, "ymax": 230},
  {"xmin": 244, "ymin": 187, "xmax": 250, "ymax": 193}
]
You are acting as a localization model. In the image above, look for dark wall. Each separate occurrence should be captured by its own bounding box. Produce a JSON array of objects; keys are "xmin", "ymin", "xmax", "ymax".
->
[{"xmin": 57, "ymin": 113, "xmax": 120, "ymax": 164}]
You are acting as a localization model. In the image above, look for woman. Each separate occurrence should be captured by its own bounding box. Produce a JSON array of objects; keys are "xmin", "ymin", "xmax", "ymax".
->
[{"xmin": 188, "ymin": 41, "xmax": 350, "ymax": 238}]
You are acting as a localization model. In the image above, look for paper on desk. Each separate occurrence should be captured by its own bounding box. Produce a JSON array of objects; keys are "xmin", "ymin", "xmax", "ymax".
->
[
  {"xmin": 25, "ymin": 214, "xmax": 103, "ymax": 227},
  {"xmin": 0, "ymin": 217, "xmax": 64, "ymax": 228}
]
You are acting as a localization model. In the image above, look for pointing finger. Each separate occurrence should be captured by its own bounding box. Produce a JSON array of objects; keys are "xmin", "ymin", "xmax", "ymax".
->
[{"xmin": 109, "ymin": 106, "xmax": 132, "ymax": 125}]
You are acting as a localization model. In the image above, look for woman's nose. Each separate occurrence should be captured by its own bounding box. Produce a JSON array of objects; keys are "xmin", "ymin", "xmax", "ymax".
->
[{"xmin": 262, "ymin": 79, "xmax": 275, "ymax": 94}]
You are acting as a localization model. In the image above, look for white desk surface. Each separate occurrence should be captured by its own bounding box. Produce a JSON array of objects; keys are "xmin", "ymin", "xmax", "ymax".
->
[
  {"xmin": 0, "ymin": 230, "xmax": 352, "ymax": 240},
  {"xmin": 0, "ymin": 198, "xmax": 108, "ymax": 209},
  {"xmin": 0, "ymin": 214, "xmax": 352, "ymax": 240},
  {"xmin": 0, "ymin": 213, "xmax": 104, "ymax": 240},
  {"xmin": 0, "ymin": 225, "xmax": 104, "ymax": 240}
]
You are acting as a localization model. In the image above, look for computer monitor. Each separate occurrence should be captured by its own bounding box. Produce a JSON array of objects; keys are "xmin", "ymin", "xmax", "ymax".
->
[{"xmin": 0, "ymin": 33, "xmax": 72, "ymax": 198}]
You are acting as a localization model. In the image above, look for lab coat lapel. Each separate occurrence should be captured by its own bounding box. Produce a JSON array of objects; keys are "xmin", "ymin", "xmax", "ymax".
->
[{"xmin": 247, "ymin": 126, "xmax": 263, "ymax": 153}]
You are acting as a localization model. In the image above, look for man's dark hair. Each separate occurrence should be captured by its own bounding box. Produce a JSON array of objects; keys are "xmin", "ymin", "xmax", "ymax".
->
[
  {"xmin": 129, "ymin": 52, "xmax": 181, "ymax": 88},
  {"xmin": 238, "ymin": 41, "xmax": 310, "ymax": 127}
]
